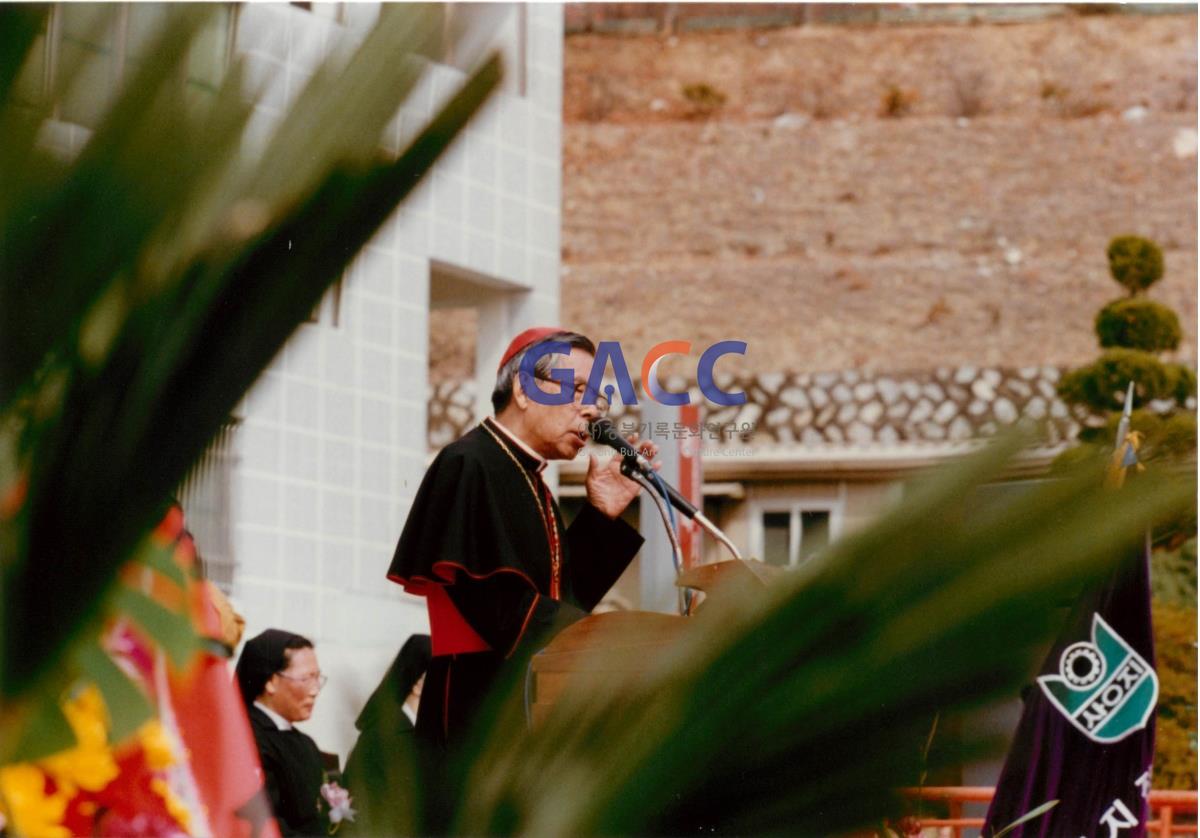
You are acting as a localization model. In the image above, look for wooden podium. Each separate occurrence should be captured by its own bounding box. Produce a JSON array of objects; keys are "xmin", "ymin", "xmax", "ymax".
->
[{"xmin": 528, "ymin": 559, "xmax": 781, "ymax": 725}]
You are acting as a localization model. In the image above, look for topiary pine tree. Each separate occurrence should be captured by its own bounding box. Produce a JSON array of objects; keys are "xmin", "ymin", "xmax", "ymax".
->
[
  {"xmin": 1057, "ymin": 236, "xmax": 1198, "ymax": 788},
  {"xmin": 1058, "ymin": 235, "xmax": 1197, "ymax": 460}
]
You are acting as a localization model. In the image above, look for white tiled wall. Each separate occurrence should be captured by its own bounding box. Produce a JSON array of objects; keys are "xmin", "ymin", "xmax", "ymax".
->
[{"xmin": 229, "ymin": 3, "xmax": 563, "ymax": 758}]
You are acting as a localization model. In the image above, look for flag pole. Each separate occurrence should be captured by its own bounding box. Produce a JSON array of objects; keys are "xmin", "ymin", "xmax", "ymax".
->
[
  {"xmin": 1115, "ymin": 381, "xmax": 1135, "ymax": 450},
  {"xmin": 1107, "ymin": 381, "xmax": 1141, "ymax": 489},
  {"xmin": 983, "ymin": 376, "xmax": 1159, "ymax": 838}
]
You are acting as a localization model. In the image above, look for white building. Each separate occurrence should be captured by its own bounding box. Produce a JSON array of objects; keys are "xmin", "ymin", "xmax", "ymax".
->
[
  {"xmin": 220, "ymin": 3, "xmax": 565, "ymax": 758},
  {"xmin": 26, "ymin": 2, "xmax": 568, "ymax": 759}
]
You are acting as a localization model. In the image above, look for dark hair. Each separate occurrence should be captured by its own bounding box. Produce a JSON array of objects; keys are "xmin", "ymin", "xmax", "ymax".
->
[
  {"xmin": 491, "ymin": 330, "xmax": 596, "ymax": 414},
  {"xmin": 234, "ymin": 629, "xmax": 313, "ymax": 706}
]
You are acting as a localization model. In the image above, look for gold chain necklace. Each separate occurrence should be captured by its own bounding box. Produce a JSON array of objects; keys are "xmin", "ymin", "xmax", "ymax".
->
[{"xmin": 480, "ymin": 421, "xmax": 561, "ymax": 598}]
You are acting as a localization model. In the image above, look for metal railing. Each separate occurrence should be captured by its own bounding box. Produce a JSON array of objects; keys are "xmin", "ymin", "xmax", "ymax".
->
[{"xmin": 903, "ymin": 786, "xmax": 1198, "ymax": 837}]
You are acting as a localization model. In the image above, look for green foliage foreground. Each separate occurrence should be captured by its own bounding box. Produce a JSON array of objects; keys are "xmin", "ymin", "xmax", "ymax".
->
[
  {"xmin": 0, "ymin": 6, "xmax": 1193, "ymax": 836},
  {"xmin": 345, "ymin": 439, "xmax": 1191, "ymax": 836},
  {"xmin": 0, "ymin": 3, "xmax": 498, "ymax": 761}
]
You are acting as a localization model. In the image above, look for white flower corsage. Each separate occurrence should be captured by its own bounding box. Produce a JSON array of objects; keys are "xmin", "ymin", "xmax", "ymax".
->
[{"xmin": 320, "ymin": 780, "xmax": 356, "ymax": 833}]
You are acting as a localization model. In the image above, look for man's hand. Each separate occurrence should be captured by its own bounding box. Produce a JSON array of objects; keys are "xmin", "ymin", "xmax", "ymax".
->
[{"xmin": 585, "ymin": 434, "xmax": 660, "ymax": 520}]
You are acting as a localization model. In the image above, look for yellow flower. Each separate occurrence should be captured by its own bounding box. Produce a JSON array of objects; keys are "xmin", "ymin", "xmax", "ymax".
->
[
  {"xmin": 40, "ymin": 685, "xmax": 119, "ymax": 795},
  {"xmin": 62, "ymin": 685, "xmax": 109, "ymax": 749},
  {"xmin": 150, "ymin": 777, "xmax": 193, "ymax": 833},
  {"xmin": 0, "ymin": 764, "xmax": 70, "ymax": 838},
  {"xmin": 137, "ymin": 720, "xmax": 176, "ymax": 772},
  {"xmin": 39, "ymin": 744, "xmax": 118, "ymax": 797}
]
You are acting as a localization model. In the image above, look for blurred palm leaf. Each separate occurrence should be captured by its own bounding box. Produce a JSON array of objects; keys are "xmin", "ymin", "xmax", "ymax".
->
[
  {"xmin": 429, "ymin": 437, "xmax": 1191, "ymax": 836},
  {"xmin": 1, "ymin": 5, "xmax": 1190, "ymax": 835},
  {"xmin": 0, "ymin": 2, "xmax": 499, "ymax": 735}
]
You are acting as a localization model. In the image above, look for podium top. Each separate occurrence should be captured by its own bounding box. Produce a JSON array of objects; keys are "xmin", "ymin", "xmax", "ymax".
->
[
  {"xmin": 676, "ymin": 558, "xmax": 783, "ymax": 593},
  {"xmin": 531, "ymin": 561, "xmax": 782, "ymax": 678},
  {"xmin": 530, "ymin": 611, "xmax": 687, "ymax": 674}
]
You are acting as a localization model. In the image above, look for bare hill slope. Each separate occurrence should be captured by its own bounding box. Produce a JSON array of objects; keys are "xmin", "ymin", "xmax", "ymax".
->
[{"xmin": 555, "ymin": 12, "xmax": 1197, "ymax": 379}]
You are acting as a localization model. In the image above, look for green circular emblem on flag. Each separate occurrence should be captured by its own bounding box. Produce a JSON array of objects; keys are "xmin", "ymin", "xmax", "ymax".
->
[{"xmin": 1037, "ymin": 613, "xmax": 1158, "ymax": 744}]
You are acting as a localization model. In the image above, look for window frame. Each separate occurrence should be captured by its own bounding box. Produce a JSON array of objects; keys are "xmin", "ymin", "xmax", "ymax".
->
[
  {"xmin": 31, "ymin": 4, "xmax": 238, "ymax": 129},
  {"xmin": 751, "ymin": 496, "xmax": 843, "ymax": 568}
]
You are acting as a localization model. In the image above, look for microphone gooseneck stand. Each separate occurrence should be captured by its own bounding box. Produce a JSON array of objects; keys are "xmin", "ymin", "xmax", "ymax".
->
[
  {"xmin": 619, "ymin": 452, "xmax": 746, "ymax": 616},
  {"xmin": 623, "ymin": 462, "xmax": 684, "ymax": 571},
  {"xmin": 622, "ymin": 461, "xmax": 689, "ymax": 614},
  {"xmin": 523, "ymin": 444, "xmax": 750, "ymax": 726},
  {"xmin": 619, "ymin": 454, "xmax": 743, "ymax": 563},
  {"xmin": 690, "ymin": 508, "xmax": 743, "ymax": 563},
  {"xmin": 591, "ymin": 417, "xmax": 744, "ymax": 563}
]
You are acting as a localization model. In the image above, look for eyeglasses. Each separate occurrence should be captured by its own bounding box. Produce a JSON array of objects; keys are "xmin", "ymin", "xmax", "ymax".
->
[
  {"xmin": 278, "ymin": 672, "xmax": 328, "ymax": 690},
  {"xmin": 535, "ymin": 376, "xmax": 610, "ymax": 417}
]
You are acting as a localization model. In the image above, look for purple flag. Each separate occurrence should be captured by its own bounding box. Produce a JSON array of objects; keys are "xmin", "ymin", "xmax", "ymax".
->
[{"xmin": 982, "ymin": 530, "xmax": 1158, "ymax": 837}]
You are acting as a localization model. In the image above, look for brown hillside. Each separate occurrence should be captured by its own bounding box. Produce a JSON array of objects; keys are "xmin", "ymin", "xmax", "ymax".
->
[{"xmin": 551, "ymin": 12, "xmax": 1198, "ymax": 380}]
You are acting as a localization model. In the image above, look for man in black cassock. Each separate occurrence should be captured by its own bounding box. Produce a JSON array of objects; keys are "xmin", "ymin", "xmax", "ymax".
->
[{"xmin": 387, "ymin": 327, "xmax": 654, "ymax": 750}]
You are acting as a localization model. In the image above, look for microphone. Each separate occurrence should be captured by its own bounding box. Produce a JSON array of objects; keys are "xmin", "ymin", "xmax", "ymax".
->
[{"xmin": 589, "ymin": 419, "xmax": 700, "ymax": 520}]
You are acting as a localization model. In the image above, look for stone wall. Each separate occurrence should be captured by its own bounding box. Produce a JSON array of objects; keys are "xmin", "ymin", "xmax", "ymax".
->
[
  {"xmin": 564, "ymin": 2, "xmax": 1185, "ymax": 35},
  {"xmin": 430, "ymin": 364, "xmax": 1107, "ymax": 450}
]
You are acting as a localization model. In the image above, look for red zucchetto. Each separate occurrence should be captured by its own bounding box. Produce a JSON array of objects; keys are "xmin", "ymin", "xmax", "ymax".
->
[{"xmin": 496, "ymin": 326, "xmax": 564, "ymax": 373}]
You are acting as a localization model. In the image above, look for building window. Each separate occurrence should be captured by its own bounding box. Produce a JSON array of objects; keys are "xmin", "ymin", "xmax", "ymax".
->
[
  {"xmin": 178, "ymin": 418, "xmax": 240, "ymax": 593},
  {"xmin": 761, "ymin": 511, "xmax": 791, "ymax": 567},
  {"xmin": 17, "ymin": 4, "xmax": 234, "ymax": 129},
  {"xmin": 800, "ymin": 509, "xmax": 832, "ymax": 558},
  {"xmin": 756, "ymin": 504, "xmax": 838, "ymax": 567},
  {"xmin": 57, "ymin": 5, "xmax": 119, "ymax": 127},
  {"xmin": 424, "ymin": 4, "xmax": 526, "ymax": 96}
]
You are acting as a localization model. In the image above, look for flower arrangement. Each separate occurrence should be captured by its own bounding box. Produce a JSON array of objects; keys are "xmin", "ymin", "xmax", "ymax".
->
[
  {"xmin": 0, "ymin": 686, "xmax": 194, "ymax": 837},
  {"xmin": 0, "ymin": 506, "xmax": 262, "ymax": 837}
]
